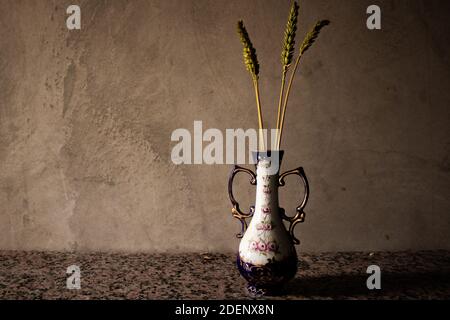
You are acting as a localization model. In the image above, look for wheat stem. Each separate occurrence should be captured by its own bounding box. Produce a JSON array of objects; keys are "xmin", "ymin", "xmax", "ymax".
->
[
  {"xmin": 253, "ymin": 78, "xmax": 265, "ymax": 151},
  {"xmin": 275, "ymin": 69, "xmax": 287, "ymax": 145},
  {"xmin": 276, "ymin": 53, "xmax": 303, "ymax": 150},
  {"xmin": 277, "ymin": 20, "xmax": 329, "ymax": 150}
]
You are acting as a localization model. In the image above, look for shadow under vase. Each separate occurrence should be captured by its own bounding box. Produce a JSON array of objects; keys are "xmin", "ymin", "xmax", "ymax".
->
[{"xmin": 284, "ymin": 271, "xmax": 450, "ymax": 299}]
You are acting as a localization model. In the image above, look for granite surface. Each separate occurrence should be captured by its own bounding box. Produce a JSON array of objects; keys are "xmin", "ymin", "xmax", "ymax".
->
[{"xmin": 0, "ymin": 251, "xmax": 449, "ymax": 300}]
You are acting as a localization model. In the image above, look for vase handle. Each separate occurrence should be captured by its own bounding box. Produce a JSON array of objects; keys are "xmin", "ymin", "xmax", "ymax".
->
[
  {"xmin": 228, "ymin": 165, "xmax": 257, "ymax": 238},
  {"xmin": 278, "ymin": 167, "xmax": 310, "ymax": 245}
]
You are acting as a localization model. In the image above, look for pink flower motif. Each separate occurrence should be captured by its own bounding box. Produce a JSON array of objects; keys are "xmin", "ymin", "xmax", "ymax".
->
[
  {"xmin": 262, "ymin": 207, "xmax": 271, "ymax": 214},
  {"xmin": 268, "ymin": 241, "xmax": 278, "ymax": 252},
  {"xmin": 250, "ymin": 241, "xmax": 258, "ymax": 250},
  {"xmin": 256, "ymin": 223, "xmax": 273, "ymax": 231},
  {"xmin": 258, "ymin": 241, "xmax": 267, "ymax": 251}
]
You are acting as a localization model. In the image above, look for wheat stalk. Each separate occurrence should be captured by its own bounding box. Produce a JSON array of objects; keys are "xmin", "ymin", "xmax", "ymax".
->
[
  {"xmin": 276, "ymin": 1, "xmax": 299, "ymax": 148},
  {"xmin": 237, "ymin": 20, "xmax": 265, "ymax": 151},
  {"xmin": 276, "ymin": 19, "xmax": 330, "ymax": 150}
]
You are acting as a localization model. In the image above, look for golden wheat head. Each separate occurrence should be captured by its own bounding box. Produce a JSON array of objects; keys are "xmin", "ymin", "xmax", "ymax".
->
[
  {"xmin": 300, "ymin": 20, "xmax": 330, "ymax": 55},
  {"xmin": 281, "ymin": 1, "xmax": 299, "ymax": 68},
  {"xmin": 237, "ymin": 20, "xmax": 260, "ymax": 79}
]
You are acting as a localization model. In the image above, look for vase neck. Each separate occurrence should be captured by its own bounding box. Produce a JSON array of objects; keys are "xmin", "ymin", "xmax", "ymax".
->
[
  {"xmin": 254, "ymin": 161, "xmax": 281, "ymax": 223},
  {"xmin": 253, "ymin": 150, "xmax": 283, "ymax": 176}
]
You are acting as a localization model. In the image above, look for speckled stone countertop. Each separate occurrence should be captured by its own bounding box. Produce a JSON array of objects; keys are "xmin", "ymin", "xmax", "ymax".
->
[{"xmin": 0, "ymin": 251, "xmax": 449, "ymax": 300}]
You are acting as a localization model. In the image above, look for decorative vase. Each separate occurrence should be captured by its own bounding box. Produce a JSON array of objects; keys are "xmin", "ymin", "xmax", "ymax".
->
[{"xmin": 228, "ymin": 150, "xmax": 309, "ymax": 296}]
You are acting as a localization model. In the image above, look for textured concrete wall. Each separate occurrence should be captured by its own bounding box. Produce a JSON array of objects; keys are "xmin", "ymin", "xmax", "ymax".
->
[{"xmin": 0, "ymin": 0, "xmax": 449, "ymax": 252}]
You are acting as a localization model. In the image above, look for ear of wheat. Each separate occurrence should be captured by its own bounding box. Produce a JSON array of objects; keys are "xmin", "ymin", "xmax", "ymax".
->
[
  {"xmin": 277, "ymin": 1, "xmax": 300, "ymax": 140},
  {"xmin": 236, "ymin": 2, "xmax": 330, "ymax": 152},
  {"xmin": 276, "ymin": 19, "xmax": 330, "ymax": 150},
  {"xmin": 300, "ymin": 20, "xmax": 330, "ymax": 55},
  {"xmin": 237, "ymin": 20, "xmax": 265, "ymax": 151},
  {"xmin": 281, "ymin": 2, "xmax": 300, "ymax": 68},
  {"xmin": 237, "ymin": 20, "xmax": 259, "ymax": 80}
]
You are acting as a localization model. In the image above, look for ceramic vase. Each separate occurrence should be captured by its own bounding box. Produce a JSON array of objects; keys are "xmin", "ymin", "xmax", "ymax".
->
[{"xmin": 228, "ymin": 150, "xmax": 309, "ymax": 296}]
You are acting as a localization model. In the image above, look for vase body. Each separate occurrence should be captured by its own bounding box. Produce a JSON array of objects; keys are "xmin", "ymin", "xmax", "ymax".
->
[{"xmin": 228, "ymin": 151, "xmax": 309, "ymax": 296}]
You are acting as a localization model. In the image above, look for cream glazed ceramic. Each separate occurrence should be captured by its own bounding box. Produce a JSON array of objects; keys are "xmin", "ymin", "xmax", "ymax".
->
[
  {"xmin": 228, "ymin": 151, "xmax": 310, "ymax": 296},
  {"xmin": 239, "ymin": 158, "xmax": 294, "ymax": 265}
]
